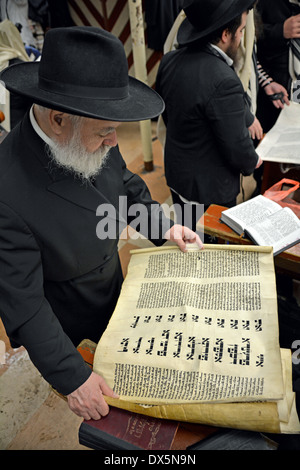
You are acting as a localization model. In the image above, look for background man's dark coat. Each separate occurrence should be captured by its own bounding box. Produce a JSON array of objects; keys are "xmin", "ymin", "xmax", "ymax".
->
[{"xmin": 156, "ymin": 45, "xmax": 258, "ymax": 206}]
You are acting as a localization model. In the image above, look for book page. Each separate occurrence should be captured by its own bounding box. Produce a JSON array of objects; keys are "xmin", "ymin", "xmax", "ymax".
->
[
  {"xmin": 245, "ymin": 207, "xmax": 300, "ymax": 255},
  {"xmin": 221, "ymin": 195, "xmax": 280, "ymax": 234},
  {"xmin": 256, "ymin": 102, "xmax": 300, "ymax": 164},
  {"xmin": 94, "ymin": 245, "xmax": 284, "ymax": 406}
]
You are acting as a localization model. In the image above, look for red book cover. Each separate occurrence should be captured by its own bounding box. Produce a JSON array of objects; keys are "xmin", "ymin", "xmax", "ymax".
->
[{"xmin": 79, "ymin": 406, "xmax": 179, "ymax": 450}]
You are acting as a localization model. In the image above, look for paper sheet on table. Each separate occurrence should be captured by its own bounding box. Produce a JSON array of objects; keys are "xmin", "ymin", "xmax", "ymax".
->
[{"xmin": 256, "ymin": 102, "xmax": 300, "ymax": 164}]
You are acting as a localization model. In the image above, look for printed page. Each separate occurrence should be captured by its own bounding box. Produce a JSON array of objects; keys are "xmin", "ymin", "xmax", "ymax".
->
[
  {"xmin": 245, "ymin": 207, "xmax": 300, "ymax": 255},
  {"xmin": 256, "ymin": 102, "xmax": 300, "ymax": 164},
  {"xmin": 221, "ymin": 195, "xmax": 281, "ymax": 235},
  {"xmin": 94, "ymin": 245, "xmax": 284, "ymax": 405}
]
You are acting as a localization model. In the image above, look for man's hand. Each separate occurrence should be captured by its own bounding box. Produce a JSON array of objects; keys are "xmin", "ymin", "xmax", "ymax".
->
[
  {"xmin": 284, "ymin": 14, "xmax": 300, "ymax": 39},
  {"xmin": 264, "ymin": 82, "xmax": 290, "ymax": 109},
  {"xmin": 248, "ymin": 117, "xmax": 263, "ymax": 140},
  {"xmin": 67, "ymin": 371, "xmax": 118, "ymax": 420},
  {"xmin": 164, "ymin": 224, "xmax": 203, "ymax": 252},
  {"xmin": 255, "ymin": 156, "xmax": 263, "ymax": 169}
]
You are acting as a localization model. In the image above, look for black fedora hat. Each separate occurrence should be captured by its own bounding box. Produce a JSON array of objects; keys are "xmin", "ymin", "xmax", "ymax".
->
[
  {"xmin": 0, "ymin": 26, "xmax": 164, "ymax": 122},
  {"xmin": 178, "ymin": 0, "xmax": 255, "ymax": 47}
]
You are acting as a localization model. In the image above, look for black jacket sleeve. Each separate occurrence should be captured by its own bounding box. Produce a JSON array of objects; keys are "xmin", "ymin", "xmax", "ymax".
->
[
  {"xmin": 206, "ymin": 76, "xmax": 259, "ymax": 176},
  {"xmin": 0, "ymin": 202, "xmax": 92, "ymax": 395}
]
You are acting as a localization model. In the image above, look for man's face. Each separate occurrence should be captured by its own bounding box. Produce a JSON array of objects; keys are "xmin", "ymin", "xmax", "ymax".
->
[
  {"xmin": 226, "ymin": 11, "xmax": 248, "ymax": 61},
  {"xmin": 76, "ymin": 117, "xmax": 121, "ymax": 154},
  {"xmin": 49, "ymin": 117, "xmax": 121, "ymax": 180}
]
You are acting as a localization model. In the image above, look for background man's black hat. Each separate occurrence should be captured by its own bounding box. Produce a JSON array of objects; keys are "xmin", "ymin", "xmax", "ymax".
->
[{"xmin": 178, "ymin": 0, "xmax": 255, "ymax": 46}]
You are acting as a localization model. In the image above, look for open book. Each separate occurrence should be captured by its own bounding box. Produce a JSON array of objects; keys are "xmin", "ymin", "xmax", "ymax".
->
[{"xmin": 220, "ymin": 195, "xmax": 300, "ymax": 256}]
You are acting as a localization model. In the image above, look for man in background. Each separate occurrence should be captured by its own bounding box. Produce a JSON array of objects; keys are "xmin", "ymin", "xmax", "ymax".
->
[{"xmin": 156, "ymin": 0, "xmax": 262, "ymax": 232}]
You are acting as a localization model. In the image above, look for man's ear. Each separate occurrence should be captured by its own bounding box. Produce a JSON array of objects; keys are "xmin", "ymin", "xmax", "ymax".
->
[
  {"xmin": 54, "ymin": 114, "xmax": 62, "ymax": 125},
  {"xmin": 221, "ymin": 28, "xmax": 231, "ymax": 45},
  {"xmin": 49, "ymin": 110, "xmax": 66, "ymax": 135}
]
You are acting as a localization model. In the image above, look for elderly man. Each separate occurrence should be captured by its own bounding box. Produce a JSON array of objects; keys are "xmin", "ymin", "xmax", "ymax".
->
[{"xmin": 0, "ymin": 26, "xmax": 202, "ymax": 421}]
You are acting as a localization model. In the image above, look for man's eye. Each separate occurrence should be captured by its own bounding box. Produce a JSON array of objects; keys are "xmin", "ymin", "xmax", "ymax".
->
[{"xmin": 98, "ymin": 127, "xmax": 116, "ymax": 138}]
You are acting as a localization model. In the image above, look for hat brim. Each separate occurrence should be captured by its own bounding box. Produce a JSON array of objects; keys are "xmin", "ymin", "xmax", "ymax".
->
[
  {"xmin": 1, "ymin": 61, "xmax": 164, "ymax": 122},
  {"xmin": 178, "ymin": 0, "xmax": 255, "ymax": 47}
]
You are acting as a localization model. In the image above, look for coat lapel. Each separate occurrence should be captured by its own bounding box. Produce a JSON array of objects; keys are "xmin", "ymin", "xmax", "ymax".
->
[
  {"xmin": 46, "ymin": 156, "xmax": 127, "ymax": 230},
  {"xmin": 47, "ymin": 176, "xmax": 105, "ymax": 213},
  {"xmin": 46, "ymin": 156, "xmax": 124, "ymax": 220}
]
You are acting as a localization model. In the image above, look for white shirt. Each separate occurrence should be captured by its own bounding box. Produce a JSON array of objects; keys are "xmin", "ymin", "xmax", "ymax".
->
[
  {"xmin": 29, "ymin": 105, "xmax": 52, "ymax": 146},
  {"xmin": 209, "ymin": 43, "xmax": 234, "ymax": 67}
]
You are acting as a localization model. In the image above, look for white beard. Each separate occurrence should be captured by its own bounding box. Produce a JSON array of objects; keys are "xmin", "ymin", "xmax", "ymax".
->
[{"xmin": 47, "ymin": 129, "xmax": 111, "ymax": 181}]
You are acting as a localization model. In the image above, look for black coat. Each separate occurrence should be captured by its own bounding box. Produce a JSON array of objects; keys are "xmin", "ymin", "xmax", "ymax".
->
[
  {"xmin": 145, "ymin": 0, "xmax": 184, "ymax": 51},
  {"xmin": 0, "ymin": 112, "xmax": 171, "ymax": 394},
  {"xmin": 256, "ymin": 0, "xmax": 300, "ymax": 90},
  {"xmin": 255, "ymin": 0, "xmax": 300, "ymax": 132},
  {"xmin": 155, "ymin": 45, "xmax": 259, "ymax": 206}
]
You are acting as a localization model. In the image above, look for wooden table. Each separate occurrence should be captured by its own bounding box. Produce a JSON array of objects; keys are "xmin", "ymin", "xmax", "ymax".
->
[{"xmin": 198, "ymin": 204, "xmax": 300, "ymax": 280}]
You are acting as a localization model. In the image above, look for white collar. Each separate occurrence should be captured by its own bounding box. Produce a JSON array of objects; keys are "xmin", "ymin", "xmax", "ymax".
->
[
  {"xmin": 209, "ymin": 43, "xmax": 234, "ymax": 67},
  {"xmin": 29, "ymin": 105, "xmax": 53, "ymax": 146}
]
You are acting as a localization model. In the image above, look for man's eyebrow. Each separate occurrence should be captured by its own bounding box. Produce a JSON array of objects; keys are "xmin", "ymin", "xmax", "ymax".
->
[{"xmin": 98, "ymin": 127, "xmax": 117, "ymax": 136}]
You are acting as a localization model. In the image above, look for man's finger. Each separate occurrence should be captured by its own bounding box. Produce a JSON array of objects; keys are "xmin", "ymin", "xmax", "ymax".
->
[{"xmin": 99, "ymin": 380, "xmax": 119, "ymax": 399}]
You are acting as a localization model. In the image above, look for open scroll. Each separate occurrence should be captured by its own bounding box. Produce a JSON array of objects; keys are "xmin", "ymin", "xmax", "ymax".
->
[{"xmin": 94, "ymin": 245, "xmax": 300, "ymax": 433}]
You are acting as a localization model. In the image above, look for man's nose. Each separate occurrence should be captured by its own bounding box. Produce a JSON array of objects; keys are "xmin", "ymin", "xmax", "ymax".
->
[{"xmin": 103, "ymin": 130, "xmax": 118, "ymax": 147}]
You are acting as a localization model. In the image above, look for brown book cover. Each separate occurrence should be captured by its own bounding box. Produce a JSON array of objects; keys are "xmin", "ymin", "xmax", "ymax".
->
[{"xmin": 79, "ymin": 405, "xmax": 179, "ymax": 450}]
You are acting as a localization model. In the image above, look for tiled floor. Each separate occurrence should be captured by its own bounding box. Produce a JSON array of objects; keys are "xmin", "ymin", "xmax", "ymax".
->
[{"xmin": 1, "ymin": 120, "xmax": 296, "ymax": 450}]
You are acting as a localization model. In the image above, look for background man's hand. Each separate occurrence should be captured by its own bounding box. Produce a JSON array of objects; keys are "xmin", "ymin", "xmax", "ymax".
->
[
  {"xmin": 255, "ymin": 156, "xmax": 263, "ymax": 169},
  {"xmin": 67, "ymin": 371, "xmax": 118, "ymax": 420},
  {"xmin": 248, "ymin": 117, "xmax": 263, "ymax": 140},
  {"xmin": 164, "ymin": 224, "xmax": 203, "ymax": 252},
  {"xmin": 284, "ymin": 14, "xmax": 300, "ymax": 39},
  {"xmin": 264, "ymin": 82, "xmax": 290, "ymax": 109}
]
